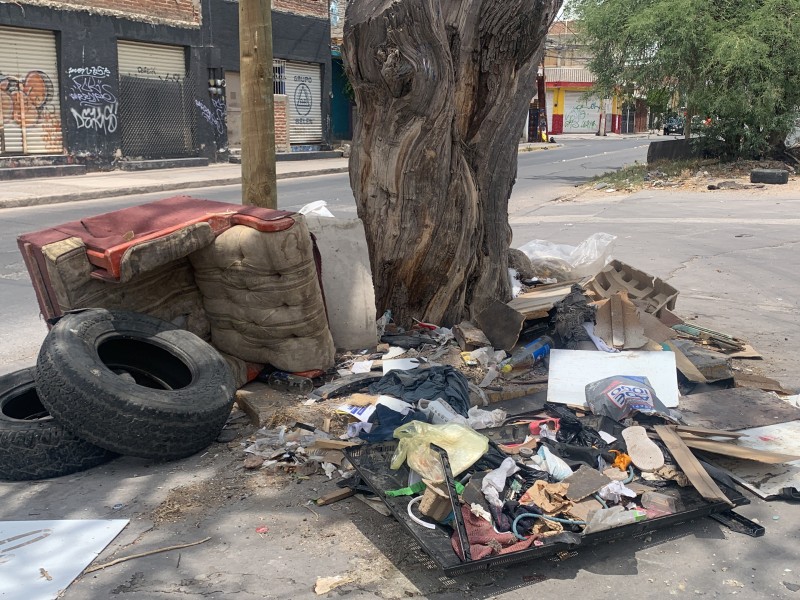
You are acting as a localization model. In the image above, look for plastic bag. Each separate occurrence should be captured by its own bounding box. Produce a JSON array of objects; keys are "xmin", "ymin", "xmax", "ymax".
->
[
  {"xmin": 529, "ymin": 445, "xmax": 572, "ymax": 481},
  {"xmin": 517, "ymin": 232, "xmax": 616, "ymax": 281},
  {"xmin": 390, "ymin": 421, "xmax": 489, "ymax": 483},
  {"xmin": 584, "ymin": 376, "xmax": 673, "ymax": 422}
]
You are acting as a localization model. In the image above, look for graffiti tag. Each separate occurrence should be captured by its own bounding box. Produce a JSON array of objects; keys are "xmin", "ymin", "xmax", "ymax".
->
[
  {"xmin": 70, "ymin": 103, "xmax": 118, "ymax": 133},
  {"xmin": 564, "ymin": 99, "xmax": 601, "ymax": 131},
  {"xmin": 194, "ymin": 97, "xmax": 225, "ymax": 135},
  {"xmin": 66, "ymin": 65, "xmax": 117, "ymax": 134},
  {"xmin": 0, "ymin": 70, "xmax": 63, "ymax": 152}
]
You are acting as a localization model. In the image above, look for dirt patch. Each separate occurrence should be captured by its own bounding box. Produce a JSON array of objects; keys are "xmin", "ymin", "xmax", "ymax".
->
[{"xmin": 580, "ymin": 159, "xmax": 799, "ymax": 198}]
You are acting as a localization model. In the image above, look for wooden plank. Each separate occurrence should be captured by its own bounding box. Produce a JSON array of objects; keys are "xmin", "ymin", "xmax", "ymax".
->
[
  {"xmin": 452, "ymin": 321, "xmax": 491, "ymax": 351},
  {"xmin": 315, "ymin": 488, "xmax": 356, "ymax": 506},
  {"xmin": 679, "ymin": 437, "xmax": 800, "ymax": 464},
  {"xmin": 507, "ymin": 283, "xmax": 575, "ymax": 319},
  {"xmin": 654, "ymin": 425, "xmax": 733, "ymax": 506},
  {"xmin": 664, "ymin": 340, "xmax": 708, "ymax": 384},
  {"xmin": 675, "ymin": 425, "xmax": 744, "ymax": 439}
]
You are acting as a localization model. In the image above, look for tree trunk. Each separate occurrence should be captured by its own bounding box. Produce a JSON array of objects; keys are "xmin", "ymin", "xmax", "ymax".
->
[
  {"xmin": 343, "ymin": 0, "xmax": 560, "ymax": 328},
  {"xmin": 240, "ymin": 0, "xmax": 277, "ymax": 208}
]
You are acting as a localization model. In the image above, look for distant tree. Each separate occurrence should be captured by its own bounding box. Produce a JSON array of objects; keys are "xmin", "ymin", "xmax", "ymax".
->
[{"xmin": 570, "ymin": 0, "xmax": 800, "ymax": 158}]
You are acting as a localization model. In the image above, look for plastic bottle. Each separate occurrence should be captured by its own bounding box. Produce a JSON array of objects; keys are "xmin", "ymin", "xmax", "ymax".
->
[{"xmin": 499, "ymin": 335, "xmax": 555, "ymax": 373}]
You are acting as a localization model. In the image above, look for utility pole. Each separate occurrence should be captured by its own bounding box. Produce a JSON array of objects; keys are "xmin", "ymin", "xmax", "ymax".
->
[{"xmin": 240, "ymin": 0, "xmax": 277, "ymax": 208}]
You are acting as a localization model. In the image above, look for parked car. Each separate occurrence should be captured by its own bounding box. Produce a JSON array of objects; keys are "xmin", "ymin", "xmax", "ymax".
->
[{"xmin": 663, "ymin": 117, "xmax": 684, "ymax": 135}]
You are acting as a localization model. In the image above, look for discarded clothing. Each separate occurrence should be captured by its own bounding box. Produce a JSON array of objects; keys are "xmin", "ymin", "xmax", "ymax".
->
[
  {"xmin": 452, "ymin": 504, "xmax": 536, "ymax": 560},
  {"xmin": 369, "ymin": 366, "xmax": 471, "ymax": 417},
  {"xmin": 359, "ymin": 403, "xmax": 426, "ymax": 443}
]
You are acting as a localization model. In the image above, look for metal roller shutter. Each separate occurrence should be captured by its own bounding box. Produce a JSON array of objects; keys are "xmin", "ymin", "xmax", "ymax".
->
[
  {"xmin": 117, "ymin": 41, "xmax": 186, "ymax": 81},
  {"xmin": 546, "ymin": 89, "xmax": 555, "ymax": 133},
  {"xmin": 285, "ymin": 61, "xmax": 322, "ymax": 144},
  {"xmin": 562, "ymin": 92, "xmax": 600, "ymax": 134},
  {"xmin": 0, "ymin": 26, "xmax": 63, "ymax": 155}
]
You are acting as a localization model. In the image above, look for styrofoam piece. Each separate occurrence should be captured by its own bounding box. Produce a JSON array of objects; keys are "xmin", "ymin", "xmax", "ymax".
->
[
  {"xmin": 0, "ymin": 519, "xmax": 128, "ymax": 600},
  {"xmin": 546, "ymin": 349, "xmax": 679, "ymax": 408}
]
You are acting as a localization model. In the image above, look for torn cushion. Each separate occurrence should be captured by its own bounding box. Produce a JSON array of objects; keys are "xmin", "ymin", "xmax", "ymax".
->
[{"xmin": 189, "ymin": 218, "xmax": 335, "ymax": 372}]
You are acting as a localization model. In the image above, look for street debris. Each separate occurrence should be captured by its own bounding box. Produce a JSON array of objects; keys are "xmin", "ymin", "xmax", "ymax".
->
[{"xmin": 6, "ymin": 198, "xmax": 800, "ymax": 585}]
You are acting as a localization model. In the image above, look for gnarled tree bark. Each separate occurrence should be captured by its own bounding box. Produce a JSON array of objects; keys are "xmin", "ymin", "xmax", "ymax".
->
[{"xmin": 343, "ymin": 0, "xmax": 560, "ymax": 327}]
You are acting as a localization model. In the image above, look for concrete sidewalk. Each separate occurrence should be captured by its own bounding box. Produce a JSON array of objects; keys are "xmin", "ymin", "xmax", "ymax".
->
[{"xmin": 0, "ymin": 158, "xmax": 350, "ymax": 209}]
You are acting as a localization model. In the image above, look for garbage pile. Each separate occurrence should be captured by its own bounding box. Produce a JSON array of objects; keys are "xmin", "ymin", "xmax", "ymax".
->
[{"xmin": 257, "ymin": 232, "xmax": 799, "ymax": 573}]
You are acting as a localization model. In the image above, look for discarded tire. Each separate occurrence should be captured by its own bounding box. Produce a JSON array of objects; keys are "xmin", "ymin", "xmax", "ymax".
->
[
  {"xmin": 750, "ymin": 168, "xmax": 788, "ymax": 185},
  {"xmin": 0, "ymin": 368, "xmax": 116, "ymax": 481},
  {"xmin": 36, "ymin": 309, "xmax": 236, "ymax": 460}
]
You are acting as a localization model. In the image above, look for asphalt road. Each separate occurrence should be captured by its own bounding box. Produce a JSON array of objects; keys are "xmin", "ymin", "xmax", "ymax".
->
[
  {"xmin": 0, "ymin": 136, "xmax": 648, "ymax": 374},
  {"xmin": 2, "ymin": 135, "xmax": 800, "ymax": 599}
]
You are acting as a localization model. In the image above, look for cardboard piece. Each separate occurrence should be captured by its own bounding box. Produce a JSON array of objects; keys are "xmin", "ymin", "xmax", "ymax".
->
[
  {"xmin": 639, "ymin": 311, "xmax": 678, "ymax": 343},
  {"xmin": 585, "ymin": 260, "xmax": 679, "ymax": 314},
  {"xmin": 474, "ymin": 300, "xmax": 526, "ymax": 352},
  {"xmin": 593, "ymin": 292, "xmax": 648, "ymax": 350},
  {"xmin": 562, "ymin": 465, "xmax": 612, "ymax": 501},
  {"xmin": 677, "ymin": 388, "xmax": 800, "ymax": 431},
  {"xmin": 733, "ymin": 372, "xmax": 793, "ymax": 395},
  {"xmin": 546, "ymin": 349, "xmax": 680, "ymax": 408},
  {"xmin": 0, "ymin": 519, "xmax": 128, "ymax": 600}
]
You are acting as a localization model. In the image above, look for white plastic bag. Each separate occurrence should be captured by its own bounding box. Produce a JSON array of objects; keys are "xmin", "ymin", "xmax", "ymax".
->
[{"xmin": 517, "ymin": 232, "xmax": 616, "ymax": 280}]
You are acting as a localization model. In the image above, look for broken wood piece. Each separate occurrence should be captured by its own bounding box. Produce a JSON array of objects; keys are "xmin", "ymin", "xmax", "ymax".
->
[
  {"xmin": 475, "ymin": 300, "xmax": 526, "ymax": 352},
  {"xmin": 679, "ymin": 437, "xmax": 800, "ymax": 464},
  {"xmin": 507, "ymin": 282, "xmax": 577, "ymax": 319},
  {"xmin": 453, "ymin": 321, "xmax": 491, "ymax": 351},
  {"xmin": 675, "ymin": 425, "xmax": 745, "ymax": 439},
  {"xmin": 309, "ymin": 440, "xmax": 359, "ymax": 450},
  {"xmin": 654, "ymin": 425, "xmax": 733, "ymax": 506},
  {"xmin": 84, "ymin": 537, "xmax": 212, "ymax": 573},
  {"xmin": 486, "ymin": 386, "xmax": 549, "ymax": 405},
  {"xmin": 315, "ymin": 487, "xmax": 356, "ymax": 506},
  {"xmin": 664, "ymin": 340, "xmax": 708, "ymax": 384}
]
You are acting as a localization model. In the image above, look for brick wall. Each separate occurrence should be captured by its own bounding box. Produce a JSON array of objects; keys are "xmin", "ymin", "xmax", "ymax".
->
[
  {"xmin": 273, "ymin": 0, "xmax": 327, "ymax": 20},
  {"xmin": 18, "ymin": 0, "xmax": 200, "ymax": 26},
  {"xmin": 275, "ymin": 94, "xmax": 289, "ymax": 151}
]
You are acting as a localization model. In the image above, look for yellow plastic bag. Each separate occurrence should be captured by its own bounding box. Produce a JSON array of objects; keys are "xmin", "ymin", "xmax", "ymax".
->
[{"xmin": 390, "ymin": 421, "xmax": 489, "ymax": 484}]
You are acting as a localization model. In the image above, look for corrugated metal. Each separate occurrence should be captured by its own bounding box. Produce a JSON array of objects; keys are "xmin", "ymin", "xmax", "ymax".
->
[
  {"xmin": 547, "ymin": 89, "xmax": 555, "ymax": 132},
  {"xmin": 117, "ymin": 41, "xmax": 186, "ymax": 81},
  {"xmin": 563, "ymin": 91, "xmax": 600, "ymax": 133},
  {"xmin": 0, "ymin": 26, "xmax": 63, "ymax": 155},
  {"xmin": 545, "ymin": 67, "xmax": 595, "ymax": 84},
  {"xmin": 285, "ymin": 61, "xmax": 322, "ymax": 144}
]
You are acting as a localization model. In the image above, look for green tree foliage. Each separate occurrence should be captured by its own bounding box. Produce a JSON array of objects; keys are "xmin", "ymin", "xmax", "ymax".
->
[{"xmin": 569, "ymin": 0, "xmax": 800, "ymax": 158}]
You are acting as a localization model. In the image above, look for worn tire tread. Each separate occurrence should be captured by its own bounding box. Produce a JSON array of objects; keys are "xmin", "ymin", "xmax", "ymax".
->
[{"xmin": 35, "ymin": 310, "xmax": 236, "ymax": 460}]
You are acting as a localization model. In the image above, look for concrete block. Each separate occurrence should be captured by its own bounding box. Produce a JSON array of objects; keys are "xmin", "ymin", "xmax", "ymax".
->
[
  {"xmin": 306, "ymin": 215, "xmax": 378, "ymax": 350},
  {"xmin": 750, "ymin": 168, "xmax": 788, "ymax": 184}
]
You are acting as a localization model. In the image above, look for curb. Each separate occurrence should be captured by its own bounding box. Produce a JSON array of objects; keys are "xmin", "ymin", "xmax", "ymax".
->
[{"xmin": 0, "ymin": 166, "xmax": 350, "ymax": 210}]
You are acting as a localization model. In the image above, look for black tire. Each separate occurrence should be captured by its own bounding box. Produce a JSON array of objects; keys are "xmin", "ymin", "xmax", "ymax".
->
[
  {"xmin": 750, "ymin": 168, "xmax": 789, "ymax": 185},
  {"xmin": 35, "ymin": 309, "xmax": 236, "ymax": 460},
  {"xmin": 0, "ymin": 368, "xmax": 116, "ymax": 481}
]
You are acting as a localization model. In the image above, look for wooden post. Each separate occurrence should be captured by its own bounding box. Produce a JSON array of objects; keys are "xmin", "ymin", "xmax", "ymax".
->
[{"xmin": 239, "ymin": 0, "xmax": 277, "ymax": 208}]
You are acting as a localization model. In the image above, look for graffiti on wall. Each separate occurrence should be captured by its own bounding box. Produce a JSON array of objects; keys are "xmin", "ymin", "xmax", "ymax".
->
[
  {"xmin": 194, "ymin": 97, "xmax": 225, "ymax": 135},
  {"xmin": 0, "ymin": 70, "xmax": 62, "ymax": 153},
  {"xmin": 67, "ymin": 66, "xmax": 118, "ymax": 134},
  {"xmin": 564, "ymin": 98, "xmax": 600, "ymax": 131}
]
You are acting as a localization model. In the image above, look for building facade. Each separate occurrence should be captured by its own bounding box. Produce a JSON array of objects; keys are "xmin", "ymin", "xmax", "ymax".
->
[{"xmin": 0, "ymin": 0, "xmax": 331, "ymax": 168}]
